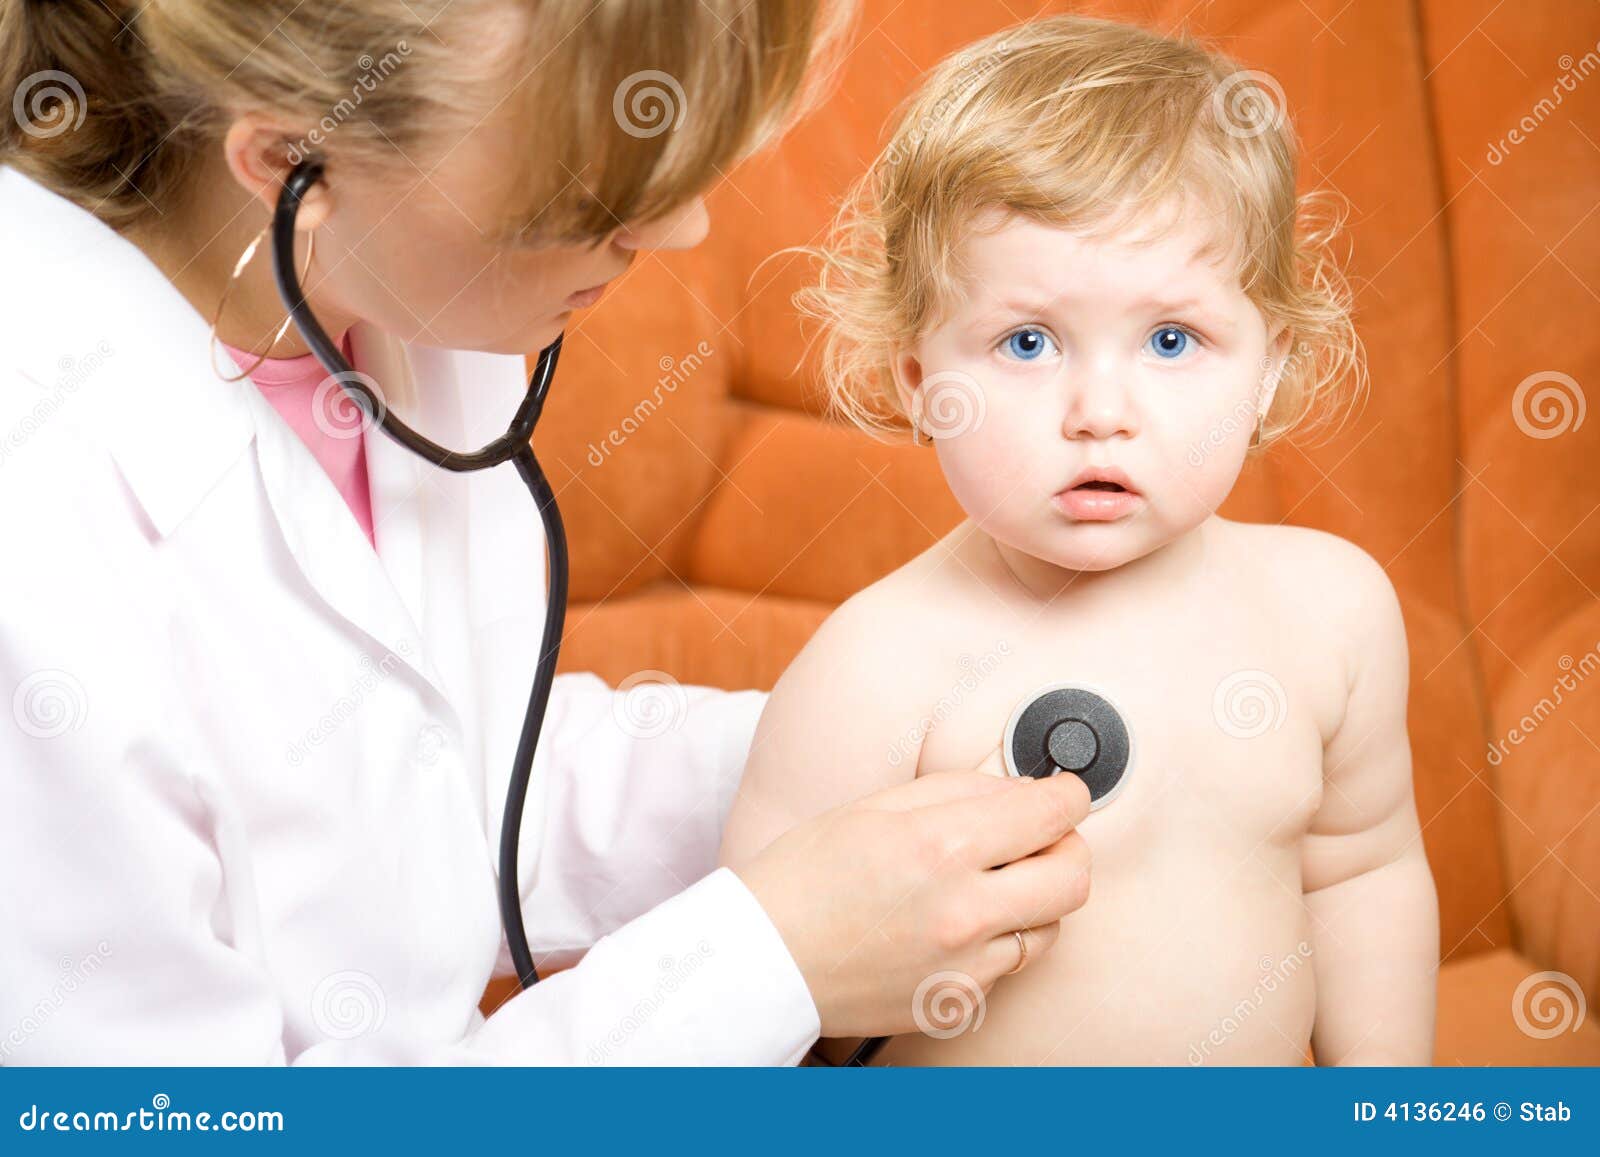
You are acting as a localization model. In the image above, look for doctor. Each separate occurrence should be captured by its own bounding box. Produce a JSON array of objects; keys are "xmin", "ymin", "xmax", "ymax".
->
[{"xmin": 0, "ymin": 0, "xmax": 1093, "ymax": 1064}]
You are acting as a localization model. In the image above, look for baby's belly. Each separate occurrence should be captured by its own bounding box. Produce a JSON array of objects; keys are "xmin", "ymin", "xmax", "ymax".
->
[{"xmin": 873, "ymin": 834, "xmax": 1317, "ymax": 1066}]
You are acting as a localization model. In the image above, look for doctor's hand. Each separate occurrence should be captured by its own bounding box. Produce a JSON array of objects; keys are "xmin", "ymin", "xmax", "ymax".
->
[{"xmin": 733, "ymin": 769, "xmax": 1092, "ymax": 1039}]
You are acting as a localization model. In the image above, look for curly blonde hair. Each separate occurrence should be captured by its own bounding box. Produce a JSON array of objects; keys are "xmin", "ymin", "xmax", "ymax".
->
[{"xmin": 797, "ymin": 14, "xmax": 1366, "ymax": 452}]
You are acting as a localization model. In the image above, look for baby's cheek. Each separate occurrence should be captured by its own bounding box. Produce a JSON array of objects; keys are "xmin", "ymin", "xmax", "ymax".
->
[
  {"xmin": 934, "ymin": 431, "xmax": 1037, "ymax": 525},
  {"xmin": 1168, "ymin": 441, "xmax": 1248, "ymax": 522}
]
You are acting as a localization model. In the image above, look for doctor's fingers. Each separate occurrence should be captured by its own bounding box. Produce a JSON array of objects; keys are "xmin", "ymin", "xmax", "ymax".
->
[
  {"xmin": 853, "ymin": 767, "xmax": 1021, "ymax": 815},
  {"xmin": 975, "ymin": 828, "xmax": 1093, "ymax": 933},
  {"xmin": 913, "ymin": 771, "xmax": 1092, "ymax": 870},
  {"xmin": 979, "ymin": 920, "xmax": 1062, "ymax": 986}
]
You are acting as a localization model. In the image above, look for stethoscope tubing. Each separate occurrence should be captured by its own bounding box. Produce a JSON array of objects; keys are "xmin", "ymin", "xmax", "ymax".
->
[
  {"xmin": 271, "ymin": 157, "xmax": 565, "ymax": 990},
  {"xmin": 272, "ymin": 158, "xmax": 893, "ymax": 1058}
]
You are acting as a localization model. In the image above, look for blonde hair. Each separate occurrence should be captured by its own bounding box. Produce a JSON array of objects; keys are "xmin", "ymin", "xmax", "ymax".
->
[
  {"xmin": 798, "ymin": 14, "xmax": 1366, "ymax": 452},
  {"xmin": 1, "ymin": 0, "xmax": 851, "ymax": 239}
]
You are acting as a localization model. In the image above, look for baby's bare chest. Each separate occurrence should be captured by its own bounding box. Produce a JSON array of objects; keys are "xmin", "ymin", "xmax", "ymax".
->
[
  {"xmin": 911, "ymin": 604, "xmax": 1334, "ymax": 861},
  {"xmin": 879, "ymin": 607, "xmax": 1334, "ymax": 1064}
]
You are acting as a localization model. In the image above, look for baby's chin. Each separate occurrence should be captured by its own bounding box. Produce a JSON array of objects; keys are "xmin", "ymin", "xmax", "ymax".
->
[{"xmin": 992, "ymin": 518, "xmax": 1173, "ymax": 576}]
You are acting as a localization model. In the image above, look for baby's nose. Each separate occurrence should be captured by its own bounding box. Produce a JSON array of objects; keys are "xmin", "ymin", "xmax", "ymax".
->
[{"xmin": 1061, "ymin": 373, "xmax": 1136, "ymax": 440}]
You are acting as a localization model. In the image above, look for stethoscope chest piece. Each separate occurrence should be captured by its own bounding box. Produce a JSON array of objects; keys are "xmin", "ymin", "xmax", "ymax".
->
[{"xmin": 1002, "ymin": 683, "xmax": 1132, "ymax": 810}]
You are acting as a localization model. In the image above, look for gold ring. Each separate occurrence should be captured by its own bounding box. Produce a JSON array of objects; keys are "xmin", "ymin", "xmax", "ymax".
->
[{"xmin": 1004, "ymin": 929, "xmax": 1029, "ymax": 975}]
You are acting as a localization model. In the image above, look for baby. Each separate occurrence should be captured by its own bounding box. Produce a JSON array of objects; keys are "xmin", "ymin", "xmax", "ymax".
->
[{"xmin": 718, "ymin": 15, "xmax": 1439, "ymax": 1065}]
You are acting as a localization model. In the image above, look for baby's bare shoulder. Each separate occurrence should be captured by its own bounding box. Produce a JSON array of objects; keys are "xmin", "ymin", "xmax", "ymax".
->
[
  {"xmin": 1217, "ymin": 518, "xmax": 1398, "ymax": 623},
  {"xmin": 1215, "ymin": 519, "xmax": 1407, "ymax": 704},
  {"xmin": 804, "ymin": 549, "xmax": 960, "ymax": 672}
]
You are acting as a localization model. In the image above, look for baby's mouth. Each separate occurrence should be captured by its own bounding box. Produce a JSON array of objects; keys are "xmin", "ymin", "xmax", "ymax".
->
[{"xmin": 1053, "ymin": 469, "xmax": 1143, "ymax": 521}]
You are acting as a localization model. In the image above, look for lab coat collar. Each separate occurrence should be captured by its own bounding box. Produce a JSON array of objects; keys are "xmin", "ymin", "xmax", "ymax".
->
[
  {"xmin": 239, "ymin": 323, "xmax": 454, "ymax": 702},
  {"xmin": 0, "ymin": 167, "xmax": 465, "ymax": 704},
  {"xmin": 0, "ymin": 167, "xmax": 255, "ymax": 539}
]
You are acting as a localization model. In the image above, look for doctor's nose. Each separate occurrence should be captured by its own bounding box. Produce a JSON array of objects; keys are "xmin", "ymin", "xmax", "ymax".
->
[
  {"xmin": 612, "ymin": 196, "xmax": 710, "ymax": 251},
  {"xmin": 1061, "ymin": 361, "xmax": 1137, "ymax": 442}
]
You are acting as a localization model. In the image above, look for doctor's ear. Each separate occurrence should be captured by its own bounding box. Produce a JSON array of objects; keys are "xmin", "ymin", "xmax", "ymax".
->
[{"xmin": 221, "ymin": 117, "xmax": 335, "ymax": 230}]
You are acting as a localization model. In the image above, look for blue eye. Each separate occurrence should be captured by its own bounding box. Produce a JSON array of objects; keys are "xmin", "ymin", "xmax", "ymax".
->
[
  {"xmin": 1148, "ymin": 326, "xmax": 1192, "ymax": 359},
  {"xmin": 1003, "ymin": 328, "xmax": 1057, "ymax": 361}
]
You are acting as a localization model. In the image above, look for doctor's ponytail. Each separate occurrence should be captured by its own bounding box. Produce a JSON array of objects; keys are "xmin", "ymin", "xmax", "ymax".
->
[{"xmin": 1, "ymin": 0, "xmax": 187, "ymax": 230}]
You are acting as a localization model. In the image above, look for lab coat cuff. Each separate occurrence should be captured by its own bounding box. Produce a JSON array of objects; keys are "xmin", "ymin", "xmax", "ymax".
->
[
  {"xmin": 584, "ymin": 865, "xmax": 822, "ymax": 1065},
  {"xmin": 472, "ymin": 864, "xmax": 822, "ymax": 1065},
  {"xmin": 677, "ymin": 864, "xmax": 824, "ymax": 1064}
]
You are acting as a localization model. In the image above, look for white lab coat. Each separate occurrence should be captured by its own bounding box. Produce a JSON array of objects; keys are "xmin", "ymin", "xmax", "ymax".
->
[{"xmin": 0, "ymin": 168, "xmax": 820, "ymax": 1065}]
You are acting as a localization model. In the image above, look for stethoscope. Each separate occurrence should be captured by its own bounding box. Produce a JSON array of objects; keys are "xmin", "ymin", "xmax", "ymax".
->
[
  {"xmin": 271, "ymin": 157, "xmax": 563, "ymax": 991},
  {"xmin": 271, "ymin": 156, "xmax": 1138, "ymax": 1065}
]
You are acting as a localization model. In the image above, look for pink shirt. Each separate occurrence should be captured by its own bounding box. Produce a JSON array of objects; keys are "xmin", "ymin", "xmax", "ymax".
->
[{"xmin": 222, "ymin": 335, "xmax": 376, "ymax": 549}]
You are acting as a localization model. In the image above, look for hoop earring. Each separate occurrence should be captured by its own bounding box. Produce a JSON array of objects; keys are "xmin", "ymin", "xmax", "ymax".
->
[{"xmin": 209, "ymin": 223, "xmax": 317, "ymax": 382}]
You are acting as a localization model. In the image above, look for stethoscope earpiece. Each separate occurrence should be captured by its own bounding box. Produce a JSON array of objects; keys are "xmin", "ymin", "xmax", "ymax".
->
[{"xmin": 1002, "ymin": 683, "xmax": 1132, "ymax": 810}]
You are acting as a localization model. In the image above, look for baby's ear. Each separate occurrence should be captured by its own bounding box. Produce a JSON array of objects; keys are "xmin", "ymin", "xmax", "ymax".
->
[
  {"xmin": 1259, "ymin": 324, "xmax": 1293, "ymax": 419},
  {"xmin": 890, "ymin": 349, "xmax": 925, "ymax": 419}
]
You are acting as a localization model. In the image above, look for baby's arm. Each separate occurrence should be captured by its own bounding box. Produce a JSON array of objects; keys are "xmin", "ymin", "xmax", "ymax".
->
[
  {"xmin": 718, "ymin": 590, "xmax": 934, "ymax": 871},
  {"xmin": 1301, "ymin": 546, "xmax": 1440, "ymax": 1065}
]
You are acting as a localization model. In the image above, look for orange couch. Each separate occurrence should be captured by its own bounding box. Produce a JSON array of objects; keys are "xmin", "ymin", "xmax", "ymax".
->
[{"xmin": 529, "ymin": 0, "xmax": 1600, "ymax": 1064}]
